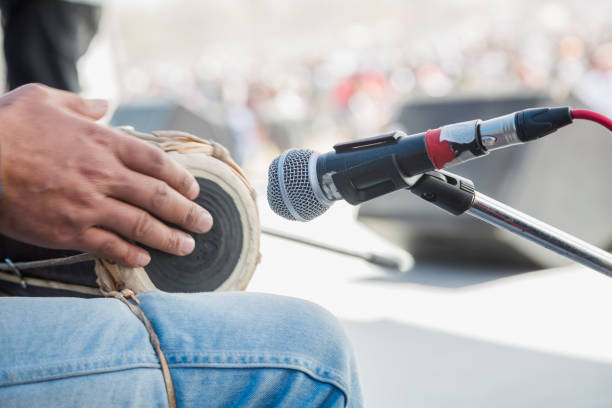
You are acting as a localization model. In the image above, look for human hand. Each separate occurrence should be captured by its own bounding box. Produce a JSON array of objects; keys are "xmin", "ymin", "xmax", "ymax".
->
[{"xmin": 0, "ymin": 84, "xmax": 213, "ymax": 267}]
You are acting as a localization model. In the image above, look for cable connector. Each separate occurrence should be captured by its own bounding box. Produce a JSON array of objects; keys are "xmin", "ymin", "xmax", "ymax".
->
[
  {"xmin": 478, "ymin": 106, "xmax": 573, "ymax": 152},
  {"xmin": 515, "ymin": 107, "xmax": 573, "ymax": 142}
]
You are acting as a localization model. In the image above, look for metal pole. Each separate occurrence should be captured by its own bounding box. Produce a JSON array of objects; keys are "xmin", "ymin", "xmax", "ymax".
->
[
  {"xmin": 466, "ymin": 192, "xmax": 612, "ymax": 276},
  {"xmin": 261, "ymin": 227, "xmax": 407, "ymax": 271}
]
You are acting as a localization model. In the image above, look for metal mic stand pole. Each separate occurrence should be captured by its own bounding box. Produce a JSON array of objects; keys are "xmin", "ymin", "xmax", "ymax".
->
[
  {"xmin": 261, "ymin": 227, "xmax": 408, "ymax": 271},
  {"xmin": 410, "ymin": 171, "xmax": 612, "ymax": 277}
]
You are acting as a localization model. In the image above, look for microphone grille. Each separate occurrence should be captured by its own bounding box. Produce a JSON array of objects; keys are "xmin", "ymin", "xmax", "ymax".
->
[
  {"xmin": 267, "ymin": 149, "xmax": 331, "ymax": 221},
  {"xmin": 267, "ymin": 155, "xmax": 293, "ymax": 220}
]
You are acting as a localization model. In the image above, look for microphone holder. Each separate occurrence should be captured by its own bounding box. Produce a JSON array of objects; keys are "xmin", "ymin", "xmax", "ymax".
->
[{"xmin": 409, "ymin": 171, "xmax": 612, "ymax": 277}]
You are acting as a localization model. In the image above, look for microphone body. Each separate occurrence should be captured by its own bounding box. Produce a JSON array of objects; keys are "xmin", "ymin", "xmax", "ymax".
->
[
  {"xmin": 268, "ymin": 107, "xmax": 573, "ymax": 221},
  {"xmin": 315, "ymin": 131, "xmax": 434, "ymax": 205}
]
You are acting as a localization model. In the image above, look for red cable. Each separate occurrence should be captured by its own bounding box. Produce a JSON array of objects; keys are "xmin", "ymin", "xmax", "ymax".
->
[{"xmin": 571, "ymin": 109, "xmax": 612, "ymax": 132}]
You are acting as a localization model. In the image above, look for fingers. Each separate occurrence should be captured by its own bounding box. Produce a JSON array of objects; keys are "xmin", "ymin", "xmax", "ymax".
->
[
  {"xmin": 66, "ymin": 97, "xmax": 108, "ymax": 120},
  {"xmin": 113, "ymin": 133, "xmax": 200, "ymax": 200},
  {"xmin": 79, "ymin": 227, "xmax": 151, "ymax": 267},
  {"xmin": 110, "ymin": 170, "xmax": 213, "ymax": 234},
  {"xmin": 10, "ymin": 83, "xmax": 108, "ymax": 120},
  {"xmin": 97, "ymin": 198, "xmax": 197, "ymax": 258},
  {"xmin": 43, "ymin": 85, "xmax": 108, "ymax": 120}
]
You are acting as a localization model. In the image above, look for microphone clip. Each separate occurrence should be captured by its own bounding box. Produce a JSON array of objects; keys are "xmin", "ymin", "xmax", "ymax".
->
[{"xmin": 409, "ymin": 171, "xmax": 475, "ymax": 216}]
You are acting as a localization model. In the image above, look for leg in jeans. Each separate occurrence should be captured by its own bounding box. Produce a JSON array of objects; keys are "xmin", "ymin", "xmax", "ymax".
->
[{"xmin": 0, "ymin": 291, "xmax": 363, "ymax": 407}]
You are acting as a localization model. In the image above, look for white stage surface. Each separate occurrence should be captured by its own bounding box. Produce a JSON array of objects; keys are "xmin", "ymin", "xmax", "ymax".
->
[{"xmin": 249, "ymin": 195, "xmax": 612, "ymax": 407}]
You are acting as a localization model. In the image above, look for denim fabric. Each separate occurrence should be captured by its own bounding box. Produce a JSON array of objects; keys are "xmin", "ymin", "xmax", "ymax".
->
[{"xmin": 0, "ymin": 291, "xmax": 362, "ymax": 407}]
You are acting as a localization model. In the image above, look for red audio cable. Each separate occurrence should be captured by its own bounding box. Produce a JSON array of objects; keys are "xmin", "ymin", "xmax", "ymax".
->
[{"xmin": 571, "ymin": 109, "xmax": 612, "ymax": 132}]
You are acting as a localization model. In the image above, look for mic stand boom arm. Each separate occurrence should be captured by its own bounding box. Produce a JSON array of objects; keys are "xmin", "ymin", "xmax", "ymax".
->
[{"xmin": 409, "ymin": 171, "xmax": 612, "ymax": 277}]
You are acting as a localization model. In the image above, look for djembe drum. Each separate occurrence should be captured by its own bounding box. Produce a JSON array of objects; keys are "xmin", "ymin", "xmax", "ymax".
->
[{"xmin": 0, "ymin": 128, "xmax": 261, "ymax": 297}]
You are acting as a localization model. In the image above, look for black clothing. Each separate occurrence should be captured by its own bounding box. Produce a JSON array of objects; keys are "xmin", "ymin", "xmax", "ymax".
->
[{"xmin": 0, "ymin": 0, "xmax": 101, "ymax": 92}]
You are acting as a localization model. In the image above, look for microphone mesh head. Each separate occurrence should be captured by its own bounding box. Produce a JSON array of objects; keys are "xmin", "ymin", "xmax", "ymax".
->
[
  {"xmin": 267, "ymin": 156, "xmax": 293, "ymax": 220},
  {"xmin": 267, "ymin": 149, "xmax": 331, "ymax": 221}
]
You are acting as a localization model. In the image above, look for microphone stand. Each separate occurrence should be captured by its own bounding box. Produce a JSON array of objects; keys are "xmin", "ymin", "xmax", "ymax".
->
[
  {"xmin": 409, "ymin": 171, "xmax": 612, "ymax": 277},
  {"xmin": 261, "ymin": 227, "xmax": 408, "ymax": 271}
]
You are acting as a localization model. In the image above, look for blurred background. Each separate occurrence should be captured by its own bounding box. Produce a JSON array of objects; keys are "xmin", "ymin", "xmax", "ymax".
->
[
  {"xmin": 75, "ymin": 0, "xmax": 612, "ymax": 268},
  {"xmin": 3, "ymin": 0, "xmax": 612, "ymax": 406},
  {"xmin": 23, "ymin": 0, "xmax": 612, "ymax": 168}
]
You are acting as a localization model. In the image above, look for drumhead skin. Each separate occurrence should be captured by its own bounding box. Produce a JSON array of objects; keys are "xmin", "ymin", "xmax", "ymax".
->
[{"xmin": 145, "ymin": 152, "xmax": 260, "ymax": 292}]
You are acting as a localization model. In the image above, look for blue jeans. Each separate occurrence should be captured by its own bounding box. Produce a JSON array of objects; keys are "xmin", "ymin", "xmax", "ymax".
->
[{"xmin": 0, "ymin": 291, "xmax": 362, "ymax": 407}]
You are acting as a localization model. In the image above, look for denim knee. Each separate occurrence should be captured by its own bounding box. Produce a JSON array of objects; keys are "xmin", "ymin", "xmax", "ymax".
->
[
  {"xmin": 137, "ymin": 291, "xmax": 363, "ymax": 407},
  {"xmin": 261, "ymin": 295, "xmax": 363, "ymax": 407}
]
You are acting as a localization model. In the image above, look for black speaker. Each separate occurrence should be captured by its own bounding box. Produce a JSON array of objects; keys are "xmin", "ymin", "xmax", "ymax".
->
[
  {"xmin": 357, "ymin": 95, "xmax": 612, "ymax": 267},
  {"xmin": 110, "ymin": 100, "xmax": 236, "ymax": 159}
]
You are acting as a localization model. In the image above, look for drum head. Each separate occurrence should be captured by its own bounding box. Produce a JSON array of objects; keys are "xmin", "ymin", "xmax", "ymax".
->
[
  {"xmin": 145, "ymin": 177, "xmax": 245, "ymax": 292},
  {"xmin": 151, "ymin": 152, "xmax": 260, "ymax": 292}
]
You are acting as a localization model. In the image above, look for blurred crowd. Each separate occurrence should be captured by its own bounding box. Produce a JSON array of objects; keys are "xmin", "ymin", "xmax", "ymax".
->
[{"xmin": 95, "ymin": 1, "xmax": 612, "ymax": 168}]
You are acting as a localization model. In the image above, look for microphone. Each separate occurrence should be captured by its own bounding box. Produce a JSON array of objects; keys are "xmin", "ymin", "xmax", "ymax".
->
[{"xmin": 267, "ymin": 107, "xmax": 573, "ymax": 221}]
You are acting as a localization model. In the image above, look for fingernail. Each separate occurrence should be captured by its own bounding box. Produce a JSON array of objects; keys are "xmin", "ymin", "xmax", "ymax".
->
[
  {"xmin": 88, "ymin": 98, "xmax": 108, "ymax": 115},
  {"xmin": 137, "ymin": 252, "xmax": 151, "ymax": 266},
  {"xmin": 197, "ymin": 211, "xmax": 213, "ymax": 233},
  {"xmin": 180, "ymin": 235, "xmax": 195, "ymax": 255},
  {"xmin": 187, "ymin": 181, "xmax": 199, "ymax": 199}
]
